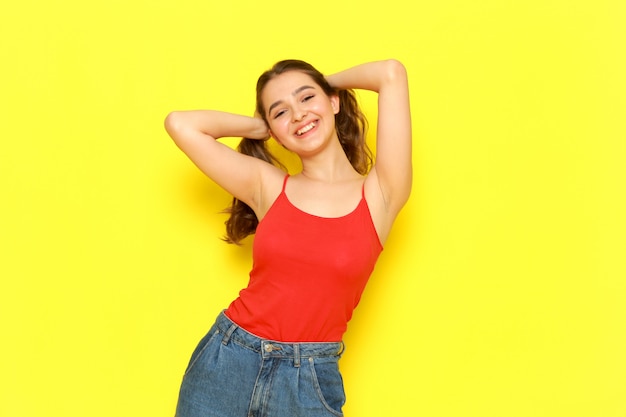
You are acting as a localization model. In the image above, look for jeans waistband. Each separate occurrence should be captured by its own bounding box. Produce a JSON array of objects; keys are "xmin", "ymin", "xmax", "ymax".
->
[{"xmin": 215, "ymin": 311, "xmax": 344, "ymax": 367}]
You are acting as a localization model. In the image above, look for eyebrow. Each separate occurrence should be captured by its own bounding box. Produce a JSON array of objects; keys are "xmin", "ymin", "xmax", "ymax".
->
[{"xmin": 267, "ymin": 85, "xmax": 316, "ymax": 115}]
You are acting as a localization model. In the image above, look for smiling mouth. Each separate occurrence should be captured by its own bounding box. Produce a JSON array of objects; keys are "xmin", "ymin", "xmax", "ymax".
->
[{"xmin": 296, "ymin": 121, "xmax": 317, "ymax": 136}]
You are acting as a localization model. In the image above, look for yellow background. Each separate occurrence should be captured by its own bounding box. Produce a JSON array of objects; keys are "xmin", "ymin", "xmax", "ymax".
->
[{"xmin": 1, "ymin": 0, "xmax": 625, "ymax": 416}]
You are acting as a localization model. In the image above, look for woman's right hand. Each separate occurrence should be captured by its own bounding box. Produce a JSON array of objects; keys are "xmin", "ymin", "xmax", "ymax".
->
[{"xmin": 251, "ymin": 110, "xmax": 271, "ymax": 141}]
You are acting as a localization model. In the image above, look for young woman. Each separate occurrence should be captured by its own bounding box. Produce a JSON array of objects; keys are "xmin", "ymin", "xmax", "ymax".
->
[{"xmin": 165, "ymin": 59, "xmax": 411, "ymax": 417}]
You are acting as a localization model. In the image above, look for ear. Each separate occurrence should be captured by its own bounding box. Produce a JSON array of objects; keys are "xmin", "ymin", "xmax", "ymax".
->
[{"xmin": 330, "ymin": 94, "xmax": 340, "ymax": 115}]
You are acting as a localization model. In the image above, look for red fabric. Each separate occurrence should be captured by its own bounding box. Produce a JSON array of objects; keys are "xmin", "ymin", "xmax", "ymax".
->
[{"xmin": 225, "ymin": 175, "xmax": 383, "ymax": 342}]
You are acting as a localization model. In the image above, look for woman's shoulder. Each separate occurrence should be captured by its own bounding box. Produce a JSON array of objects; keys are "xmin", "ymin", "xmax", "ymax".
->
[{"xmin": 256, "ymin": 166, "xmax": 289, "ymax": 222}]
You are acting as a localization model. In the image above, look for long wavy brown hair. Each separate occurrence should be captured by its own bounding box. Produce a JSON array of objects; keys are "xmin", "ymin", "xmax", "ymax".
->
[{"xmin": 223, "ymin": 60, "xmax": 372, "ymax": 244}]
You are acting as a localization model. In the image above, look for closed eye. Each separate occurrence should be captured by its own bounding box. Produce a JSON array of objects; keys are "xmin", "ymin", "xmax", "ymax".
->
[
  {"xmin": 302, "ymin": 94, "xmax": 315, "ymax": 102},
  {"xmin": 273, "ymin": 109, "xmax": 286, "ymax": 119}
]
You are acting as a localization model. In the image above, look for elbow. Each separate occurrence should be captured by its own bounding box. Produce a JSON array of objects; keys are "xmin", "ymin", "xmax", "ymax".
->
[
  {"xmin": 164, "ymin": 111, "xmax": 186, "ymax": 145},
  {"xmin": 383, "ymin": 59, "xmax": 407, "ymax": 83},
  {"xmin": 164, "ymin": 111, "xmax": 180, "ymax": 136}
]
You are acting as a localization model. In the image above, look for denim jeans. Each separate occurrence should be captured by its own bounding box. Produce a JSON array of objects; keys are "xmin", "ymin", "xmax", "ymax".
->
[{"xmin": 175, "ymin": 311, "xmax": 346, "ymax": 417}]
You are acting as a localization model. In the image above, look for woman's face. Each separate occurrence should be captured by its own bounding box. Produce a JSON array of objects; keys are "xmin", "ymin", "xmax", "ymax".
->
[{"xmin": 261, "ymin": 71, "xmax": 339, "ymax": 156}]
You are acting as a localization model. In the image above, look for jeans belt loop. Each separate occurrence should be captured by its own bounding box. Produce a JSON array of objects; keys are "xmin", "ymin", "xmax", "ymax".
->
[
  {"xmin": 293, "ymin": 343, "xmax": 301, "ymax": 368},
  {"xmin": 221, "ymin": 323, "xmax": 237, "ymax": 346}
]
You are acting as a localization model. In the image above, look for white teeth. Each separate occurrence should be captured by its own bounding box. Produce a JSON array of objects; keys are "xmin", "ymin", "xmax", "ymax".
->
[{"xmin": 296, "ymin": 122, "xmax": 316, "ymax": 136}]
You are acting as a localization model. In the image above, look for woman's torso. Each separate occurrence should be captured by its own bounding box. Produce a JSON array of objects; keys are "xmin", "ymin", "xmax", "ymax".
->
[{"xmin": 225, "ymin": 175, "xmax": 383, "ymax": 342}]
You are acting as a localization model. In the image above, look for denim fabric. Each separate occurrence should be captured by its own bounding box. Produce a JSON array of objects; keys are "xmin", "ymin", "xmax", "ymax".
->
[{"xmin": 175, "ymin": 311, "xmax": 346, "ymax": 417}]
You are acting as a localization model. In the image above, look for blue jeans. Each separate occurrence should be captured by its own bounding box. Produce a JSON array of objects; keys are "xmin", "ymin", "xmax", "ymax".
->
[{"xmin": 175, "ymin": 311, "xmax": 346, "ymax": 417}]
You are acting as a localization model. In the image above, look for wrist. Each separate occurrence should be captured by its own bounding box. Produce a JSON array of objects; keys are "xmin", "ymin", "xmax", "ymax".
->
[{"xmin": 249, "ymin": 116, "xmax": 270, "ymax": 140}]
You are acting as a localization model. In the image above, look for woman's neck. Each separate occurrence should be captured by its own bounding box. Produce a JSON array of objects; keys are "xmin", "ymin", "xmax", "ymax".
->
[{"xmin": 299, "ymin": 151, "xmax": 361, "ymax": 183}]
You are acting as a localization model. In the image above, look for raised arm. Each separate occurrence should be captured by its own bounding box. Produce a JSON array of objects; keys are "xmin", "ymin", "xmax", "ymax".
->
[
  {"xmin": 326, "ymin": 59, "xmax": 412, "ymax": 217},
  {"xmin": 164, "ymin": 110, "xmax": 282, "ymax": 213}
]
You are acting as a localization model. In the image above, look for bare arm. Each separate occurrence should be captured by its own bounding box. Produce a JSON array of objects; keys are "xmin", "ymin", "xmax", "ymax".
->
[
  {"xmin": 164, "ymin": 110, "xmax": 281, "ymax": 212},
  {"xmin": 326, "ymin": 59, "xmax": 412, "ymax": 216}
]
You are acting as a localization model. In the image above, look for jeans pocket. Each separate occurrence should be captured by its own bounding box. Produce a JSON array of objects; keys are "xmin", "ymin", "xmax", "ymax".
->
[
  {"xmin": 307, "ymin": 357, "xmax": 346, "ymax": 416},
  {"xmin": 183, "ymin": 328, "xmax": 220, "ymax": 376}
]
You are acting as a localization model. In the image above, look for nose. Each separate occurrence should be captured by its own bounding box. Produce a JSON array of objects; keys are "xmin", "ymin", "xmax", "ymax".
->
[{"xmin": 292, "ymin": 107, "xmax": 307, "ymax": 122}]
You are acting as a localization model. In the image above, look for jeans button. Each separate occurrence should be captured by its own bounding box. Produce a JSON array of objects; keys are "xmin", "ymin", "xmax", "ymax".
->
[{"xmin": 264, "ymin": 343, "xmax": 273, "ymax": 352}]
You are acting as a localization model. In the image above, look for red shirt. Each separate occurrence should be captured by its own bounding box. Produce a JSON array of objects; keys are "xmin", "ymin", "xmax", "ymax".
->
[{"xmin": 225, "ymin": 176, "xmax": 383, "ymax": 342}]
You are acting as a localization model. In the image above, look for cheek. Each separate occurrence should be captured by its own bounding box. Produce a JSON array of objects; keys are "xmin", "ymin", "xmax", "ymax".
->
[
  {"xmin": 267, "ymin": 121, "xmax": 288, "ymax": 143},
  {"xmin": 313, "ymin": 101, "xmax": 335, "ymax": 117},
  {"xmin": 269, "ymin": 118, "xmax": 288, "ymax": 134}
]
